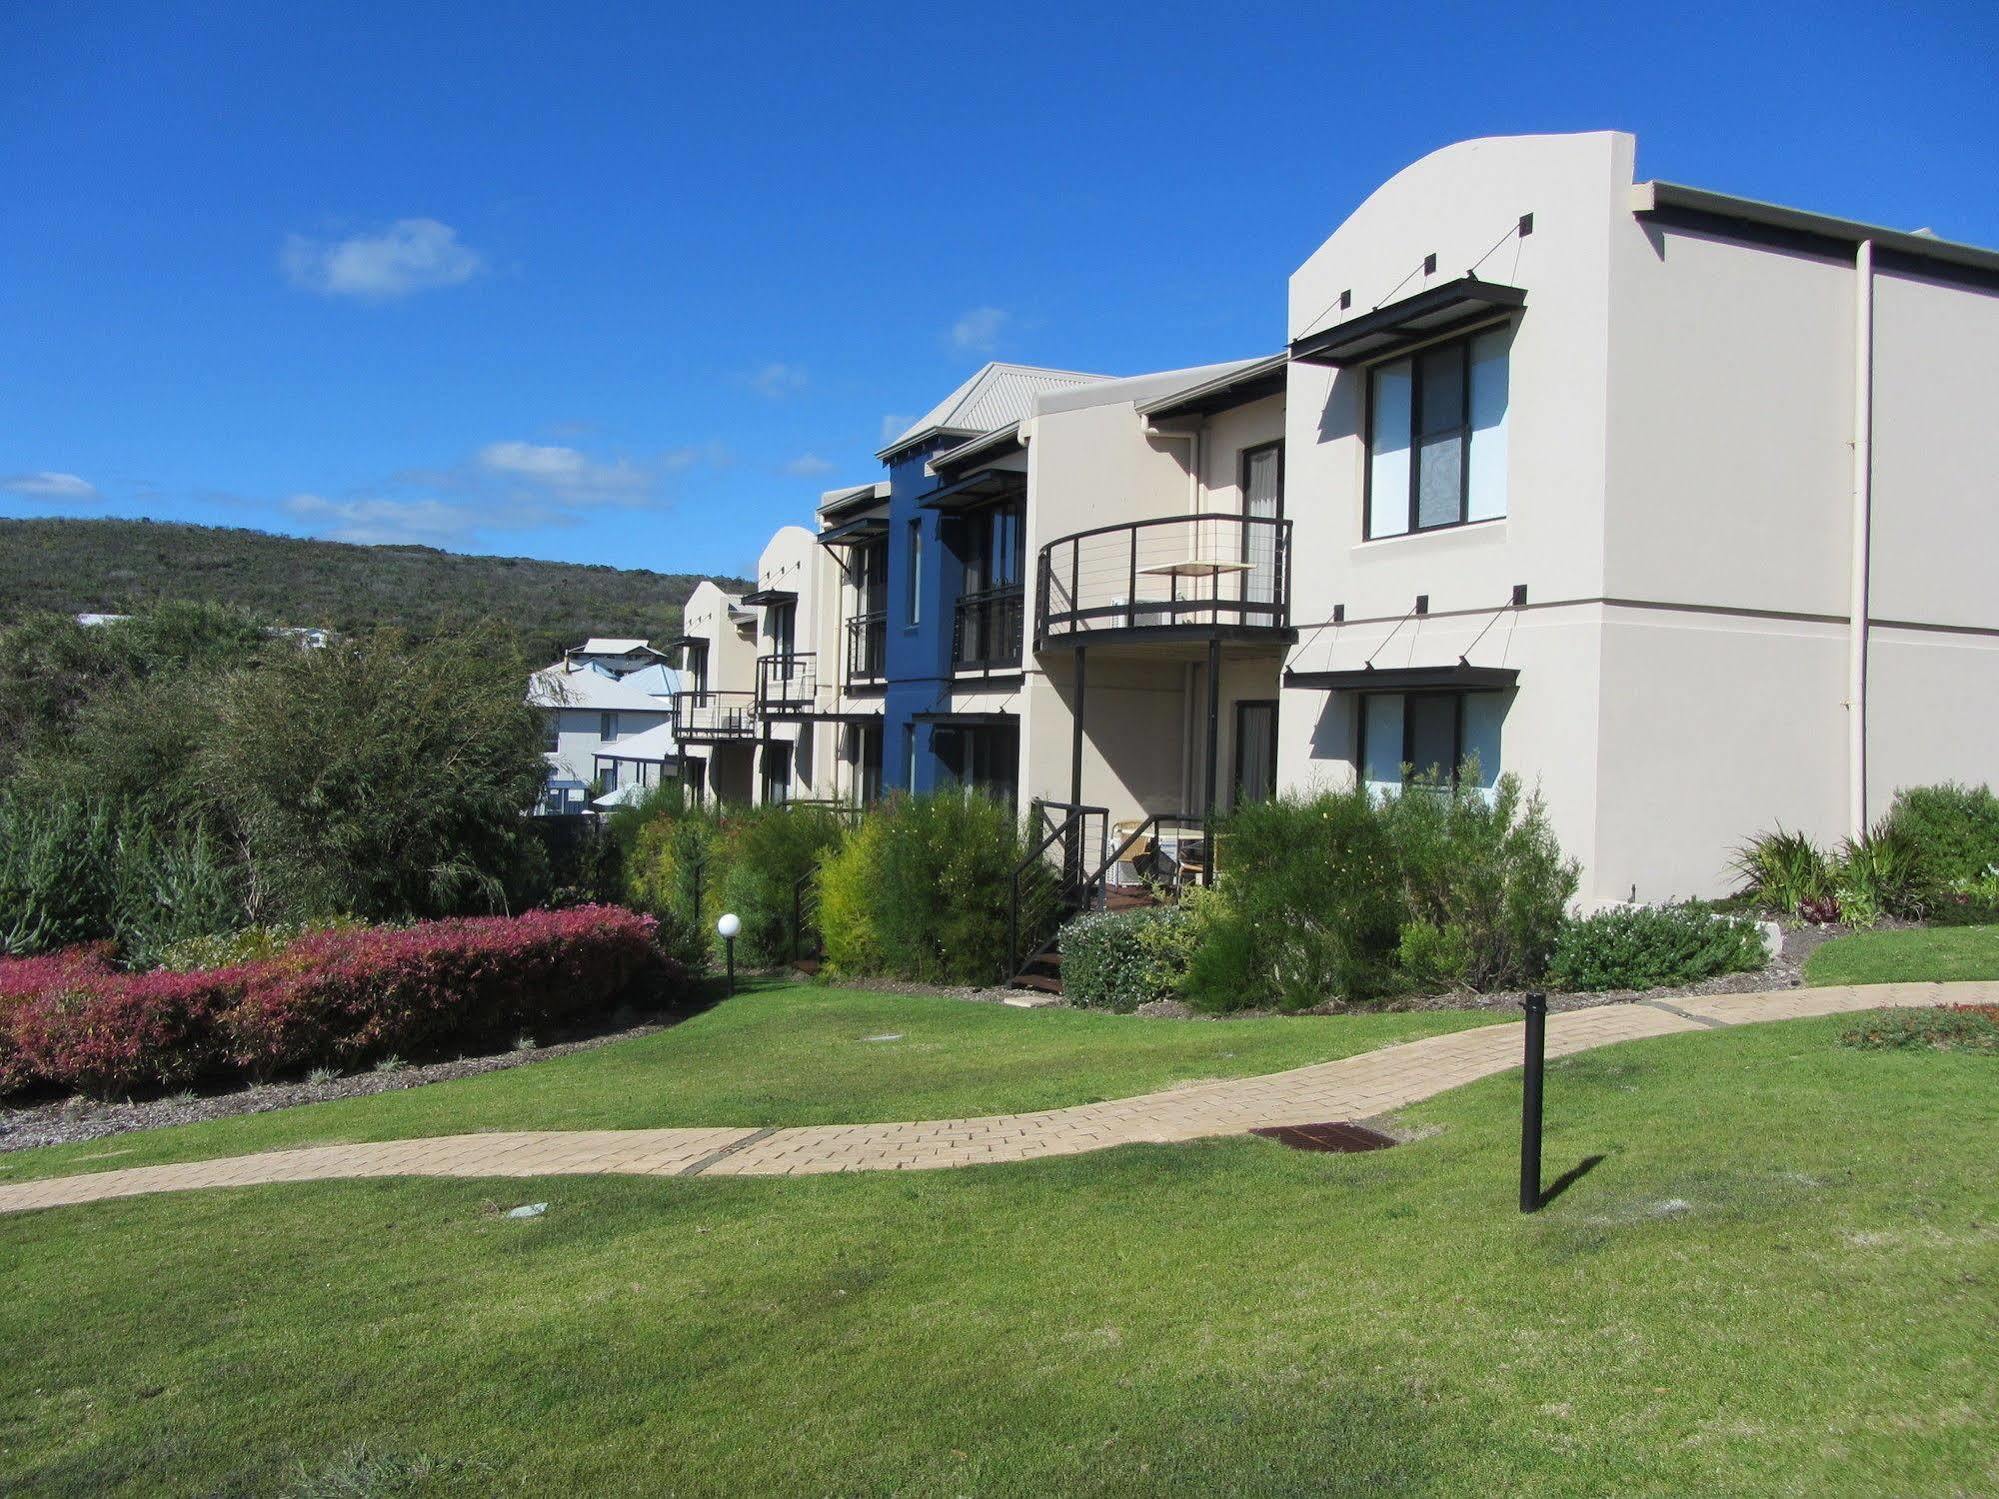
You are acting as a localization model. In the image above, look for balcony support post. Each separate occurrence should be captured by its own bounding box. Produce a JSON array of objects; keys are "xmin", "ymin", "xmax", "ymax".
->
[
  {"xmin": 1070, "ymin": 645, "xmax": 1086, "ymax": 809},
  {"xmin": 1202, "ymin": 635, "xmax": 1220, "ymax": 887}
]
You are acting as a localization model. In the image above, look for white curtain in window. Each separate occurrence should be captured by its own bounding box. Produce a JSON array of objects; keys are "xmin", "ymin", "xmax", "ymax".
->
[
  {"xmin": 1361, "ymin": 693, "xmax": 1404, "ymax": 796},
  {"xmin": 1467, "ymin": 329, "xmax": 1510, "ymax": 522},
  {"xmin": 1367, "ymin": 361, "xmax": 1411, "ymax": 538},
  {"xmin": 1462, "ymin": 692, "xmax": 1505, "ymax": 791}
]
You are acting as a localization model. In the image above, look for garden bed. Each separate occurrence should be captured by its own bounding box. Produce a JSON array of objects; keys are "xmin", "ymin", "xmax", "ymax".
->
[{"xmin": 0, "ymin": 1005, "xmax": 694, "ymax": 1155}]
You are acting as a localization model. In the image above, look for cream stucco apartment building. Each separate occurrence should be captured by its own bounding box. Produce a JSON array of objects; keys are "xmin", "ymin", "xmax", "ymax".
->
[{"xmin": 667, "ymin": 129, "xmax": 1999, "ymax": 908}]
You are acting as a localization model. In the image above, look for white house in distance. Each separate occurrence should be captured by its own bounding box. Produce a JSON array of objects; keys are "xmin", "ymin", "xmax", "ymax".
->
[{"xmin": 527, "ymin": 637, "xmax": 681, "ymax": 814}]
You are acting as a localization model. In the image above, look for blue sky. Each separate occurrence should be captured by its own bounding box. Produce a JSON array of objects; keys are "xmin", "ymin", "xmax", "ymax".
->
[{"xmin": 3, "ymin": 1, "xmax": 1995, "ymax": 579}]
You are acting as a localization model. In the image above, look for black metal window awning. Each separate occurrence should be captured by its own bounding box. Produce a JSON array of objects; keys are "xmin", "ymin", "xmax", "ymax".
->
[
  {"xmin": 919, "ymin": 467, "xmax": 1026, "ymax": 512},
  {"xmin": 912, "ymin": 710, "xmax": 1017, "ymax": 726},
  {"xmin": 663, "ymin": 635, "xmax": 707, "ymax": 654},
  {"xmin": 741, "ymin": 588, "xmax": 797, "ymax": 607},
  {"xmin": 1290, "ymin": 278, "xmax": 1526, "ymax": 367},
  {"xmin": 1283, "ymin": 663, "xmax": 1518, "ymax": 692},
  {"xmin": 817, "ymin": 514, "xmax": 888, "ymax": 547}
]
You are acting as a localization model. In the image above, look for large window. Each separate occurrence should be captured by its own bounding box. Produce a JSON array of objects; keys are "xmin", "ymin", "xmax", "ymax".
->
[
  {"xmin": 1358, "ymin": 691, "xmax": 1505, "ymax": 795},
  {"xmin": 934, "ymin": 723, "xmax": 1018, "ymax": 811},
  {"xmin": 766, "ymin": 600, "xmax": 796, "ymax": 661},
  {"xmin": 1366, "ymin": 327, "xmax": 1510, "ymax": 539}
]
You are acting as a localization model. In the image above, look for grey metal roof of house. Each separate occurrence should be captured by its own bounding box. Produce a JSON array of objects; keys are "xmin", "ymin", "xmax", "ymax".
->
[
  {"xmin": 526, "ymin": 662, "xmax": 682, "ymax": 712},
  {"xmin": 876, "ymin": 363, "xmax": 1110, "ymax": 460},
  {"xmin": 1134, "ymin": 354, "xmax": 1289, "ymax": 418}
]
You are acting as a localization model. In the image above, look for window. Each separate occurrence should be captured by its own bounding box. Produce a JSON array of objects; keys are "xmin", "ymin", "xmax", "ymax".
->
[
  {"xmin": 965, "ymin": 501, "xmax": 1023, "ymax": 593},
  {"xmin": 1358, "ymin": 691, "xmax": 1505, "ymax": 795},
  {"xmin": 1366, "ymin": 327, "xmax": 1510, "ymax": 538},
  {"xmin": 767, "ymin": 601, "xmax": 796, "ymax": 660},
  {"xmin": 761, "ymin": 742, "xmax": 791, "ymax": 804},
  {"xmin": 1240, "ymin": 443, "xmax": 1284, "ymax": 607},
  {"xmin": 599, "ymin": 760, "xmax": 619, "ymax": 791},
  {"xmin": 599, "ymin": 711, "xmax": 619, "ymax": 742},
  {"xmin": 855, "ymin": 721, "xmax": 883, "ymax": 805},
  {"xmin": 934, "ymin": 723, "xmax": 1018, "ymax": 811},
  {"xmin": 1233, "ymin": 700, "xmax": 1279, "ymax": 805},
  {"xmin": 906, "ymin": 520, "xmax": 924, "ymax": 625},
  {"xmin": 902, "ymin": 724, "xmax": 917, "ymax": 790},
  {"xmin": 542, "ymin": 715, "xmax": 560, "ymax": 753}
]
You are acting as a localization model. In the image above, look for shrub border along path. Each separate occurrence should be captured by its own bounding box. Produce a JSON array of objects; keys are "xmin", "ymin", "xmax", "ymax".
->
[{"xmin": 0, "ymin": 981, "xmax": 1981, "ymax": 1216}]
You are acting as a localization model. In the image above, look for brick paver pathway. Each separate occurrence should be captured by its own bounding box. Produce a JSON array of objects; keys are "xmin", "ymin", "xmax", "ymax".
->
[{"xmin": 0, "ymin": 982, "xmax": 1979, "ymax": 1216}]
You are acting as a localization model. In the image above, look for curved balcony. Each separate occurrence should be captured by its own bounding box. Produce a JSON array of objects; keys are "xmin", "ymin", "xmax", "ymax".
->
[{"xmin": 1035, "ymin": 513, "xmax": 1293, "ymax": 647}]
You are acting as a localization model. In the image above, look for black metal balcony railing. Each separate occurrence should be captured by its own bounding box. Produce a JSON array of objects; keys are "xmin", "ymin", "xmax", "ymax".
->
[
  {"xmin": 1036, "ymin": 513, "xmax": 1292, "ymax": 644},
  {"xmin": 755, "ymin": 653, "xmax": 817, "ymax": 715},
  {"xmin": 845, "ymin": 610, "xmax": 887, "ymax": 685},
  {"xmin": 671, "ymin": 690, "xmax": 757, "ymax": 739},
  {"xmin": 952, "ymin": 583, "xmax": 1024, "ymax": 671}
]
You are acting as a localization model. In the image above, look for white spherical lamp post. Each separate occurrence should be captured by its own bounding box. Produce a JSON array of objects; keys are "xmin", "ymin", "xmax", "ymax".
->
[{"xmin": 717, "ymin": 912, "xmax": 742, "ymax": 995}]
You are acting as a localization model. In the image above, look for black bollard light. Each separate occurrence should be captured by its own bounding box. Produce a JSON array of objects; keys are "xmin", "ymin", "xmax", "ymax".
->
[
  {"xmin": 1520, "ymin": 990, "xmax": 1547, "ymax": 1213},
  {"xmin": 717, "ymin": 912, "xmax": 741, "ymax": 996}
]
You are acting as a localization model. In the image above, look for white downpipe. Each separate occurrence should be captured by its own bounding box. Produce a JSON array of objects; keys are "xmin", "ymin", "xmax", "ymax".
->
[{"xmin": 1847, "ymin": 240, "xmax": 1875, "ymax": 839}]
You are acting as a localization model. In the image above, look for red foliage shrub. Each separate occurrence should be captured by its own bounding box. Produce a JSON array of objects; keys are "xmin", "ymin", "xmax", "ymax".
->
[
  {"xmin": 223, "ymin": 905, "xmax": 674, "ymax": 1078},
  {"xmin": 0, "ymin": 906, "xmax": 678, "ymax": 1099}
]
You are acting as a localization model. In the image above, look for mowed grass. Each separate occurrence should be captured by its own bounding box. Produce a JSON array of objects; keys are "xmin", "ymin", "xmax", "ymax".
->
[
  {"xmin": 2, "ymin": 1015, "xmax": 1993, "ymax": 1496},
  {"xmin": 0, "ymin": 982, "xmax": 1496, "ymax": 1185},
  {"xmin": 1805, "ymin": 923, "xmax": 1999, "ymax": 987}
]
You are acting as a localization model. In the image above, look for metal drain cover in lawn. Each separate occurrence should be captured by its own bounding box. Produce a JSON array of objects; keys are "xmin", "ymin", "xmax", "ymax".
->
[{"xmin": 1251, "ymin": 1122, "xmax": 1398, "ymax": 1153}]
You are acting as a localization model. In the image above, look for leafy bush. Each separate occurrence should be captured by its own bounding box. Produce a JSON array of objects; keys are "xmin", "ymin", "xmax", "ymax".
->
[
  {"xmin": 0, "ymin": 905, "xmax": 680, "ymax": 1098},
  {"xmin": 622, "ymin": 801, "xmax": 723, "ymax": 973},
  {"xmin": 1839, "ymin": 1003, "xmax": 1999, "ymax": 1055},
  {"xmin": 156, "ymin": 918, "xmax": 369, "ymax": 973},
  {"xmin": 1059, "ymin": 905, "xmax": 1199, "ymax": 1012},
  {"xmin": 0, "ymin": 793, "xmax": 242, "ymax": 963},
  {"xmin": 1181, "ymin": 786, "xmax": 1403, "ymax": 1011},
  {"xmin": 715, "ymin": 805, "xmax": 847, "ymax": 967},
  {"xmin": 1880, "ymin": 782, "xmax": 1999, "ymax": 886},
  {"xmin": 1181, "ymin": 771, "xmax": 1575, "ymax": 1012},
  {"xmin": 1548, "ymin": 903, "xmax": 1768, "ymax": 992},
  {"xmin": 816, "ymin": 793, "xmax": 1031, "ymax": 985},
  {"xmin": 1833, "ymin": 824, "xmax": 1934, "ymax": 925},
  {"xmin": 1732, "ymin": 827, "xmax": 1836, "ymax": 919},
  {"xmin": 1379, "ymin": 770, "xmax": 1576, "ymax": 990}
]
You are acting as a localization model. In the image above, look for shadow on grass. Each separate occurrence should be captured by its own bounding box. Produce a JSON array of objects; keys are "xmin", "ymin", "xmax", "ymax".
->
[{"xmin": 1537, "ymin": 1153, "xmax": 1607, "ymax": 1209}]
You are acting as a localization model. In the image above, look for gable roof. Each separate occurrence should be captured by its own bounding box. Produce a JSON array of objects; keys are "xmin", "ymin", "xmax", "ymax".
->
[
  {"xmin": 527, "ymin": 662, "xmax": 681, "ymax": 712},
  {"xmin": 876, "ymin": 362, "xmax": 1109, "ymax": 460}
]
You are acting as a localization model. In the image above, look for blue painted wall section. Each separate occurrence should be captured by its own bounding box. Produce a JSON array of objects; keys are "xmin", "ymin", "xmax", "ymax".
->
[{"xmin": 881, "ymin": 438, "xmax": 971, "ymax": 792}]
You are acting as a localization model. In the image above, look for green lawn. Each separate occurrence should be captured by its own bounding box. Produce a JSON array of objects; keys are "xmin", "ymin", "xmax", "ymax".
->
[
  {"xmin": 1805, "ymin": 923, "xmax": 1999, "ymax": 987},
  {"xmin": 2, "ymin": 1015, "xmax": 1993, "ymax": 1495},
  {"xmin": 0, "ymin": 982, "xmax": 1496, "ymax": 1186}
]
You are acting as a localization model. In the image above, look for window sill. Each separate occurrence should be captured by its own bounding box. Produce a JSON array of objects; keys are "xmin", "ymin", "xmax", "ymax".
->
[{"xmin": 1354, "ymin": 516, "xmax": 1506, "ymax": 552}]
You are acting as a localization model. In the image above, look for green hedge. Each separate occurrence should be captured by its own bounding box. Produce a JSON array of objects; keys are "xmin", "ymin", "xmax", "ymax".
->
[{"xmin": 1548, "ymin": 903, "xmax": 1767, "ymax": 992}]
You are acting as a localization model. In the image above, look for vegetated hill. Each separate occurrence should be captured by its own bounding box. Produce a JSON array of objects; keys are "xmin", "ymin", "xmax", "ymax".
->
[{"xmin": 0, "ymin": 517, "xmax": 748, "ymax": 661}]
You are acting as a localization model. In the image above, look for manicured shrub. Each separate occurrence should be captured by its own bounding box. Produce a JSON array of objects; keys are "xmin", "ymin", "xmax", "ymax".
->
[
  {"xmin": 0, "ymin": 905, "xmax": 679, "ymax": 1098},
  {"xmin": 156, "ymin": 918, "xmax": 369, "ymax": 973},
  {"xmin": 1379, "ymin": 771, "xmax": 1577, "ymax": 990},
  {"xmin": 8, "ymin": 966, "xmax": 248, "ymax": 1097},
  {"xmin": 1839, "ymin": 1003, "xmax": 1999, "ymax": 1055},
  {"xmin": 1059, "ymin": 905, "xmax": 1199, "ymax": 1012},
  {"xmin": 1880, "ymin": 782, "xmax": 1999, "ymax": 886},
  {"xmin": 815, "ymin": 793, "xmax": 1033, "ymax": 985},
  {"xmin": 1548, "ymin": 903, "xmax": 1768, "ymax": 992},
  {"xmin": 716, "ymin": 805, "xmax": 847, "ymax": 967},
  {"xmin": 223, "ymin": 905, "xmax": 676, "ymax": 1079}
]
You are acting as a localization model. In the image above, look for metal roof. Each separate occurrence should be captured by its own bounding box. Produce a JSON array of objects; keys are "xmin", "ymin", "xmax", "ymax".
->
[
  {"xmin": 877, "ymin": 363, "xmax": 1109, "ymax": 460},
  {"xmin": 527, "ymin": 663, "xmax": 683, "ymax": 712},
  {"xmin": 1135, "ymin": 354, "xmax": 1289, "ymax": 418},
  {"xmin": 1632, "ymin": 181, "xmax": 1999, "ymax": 281}
]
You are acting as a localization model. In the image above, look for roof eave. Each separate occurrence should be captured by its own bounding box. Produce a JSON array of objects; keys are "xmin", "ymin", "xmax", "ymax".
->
[{"xmin": 1632, "ymin": 181, "xmax": 1999, "ymax": 279}]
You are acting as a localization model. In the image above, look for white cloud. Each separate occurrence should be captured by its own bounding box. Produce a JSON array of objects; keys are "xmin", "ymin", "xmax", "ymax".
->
[
  {"xmin": 283, "ymin": 494, "xmax": 489, "ymax": 547},
  {"xmin": 783, "ymin": 453, "xmax": 835, "ymax": 478},
  {"xmin": 949, "ymin": 306, "xmax": 1008, "ymax": 353},
  {"xmin": 879, "ymin": 412, "xmax": 914, "ymax": 444},
  {"xmin": 475, "ymin": 440, "xmax": 648, "ymax": 499},
  {"xmin": 748, "ymin": 362, "xmax": 809, "ymax": 398},
  {"xmin": 1, "ymin": 471, "xmax": 100, "ymax": 502},
  {"xmin": 282, "ymin": 219, "xmax": 484, "ymax": 301}
]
